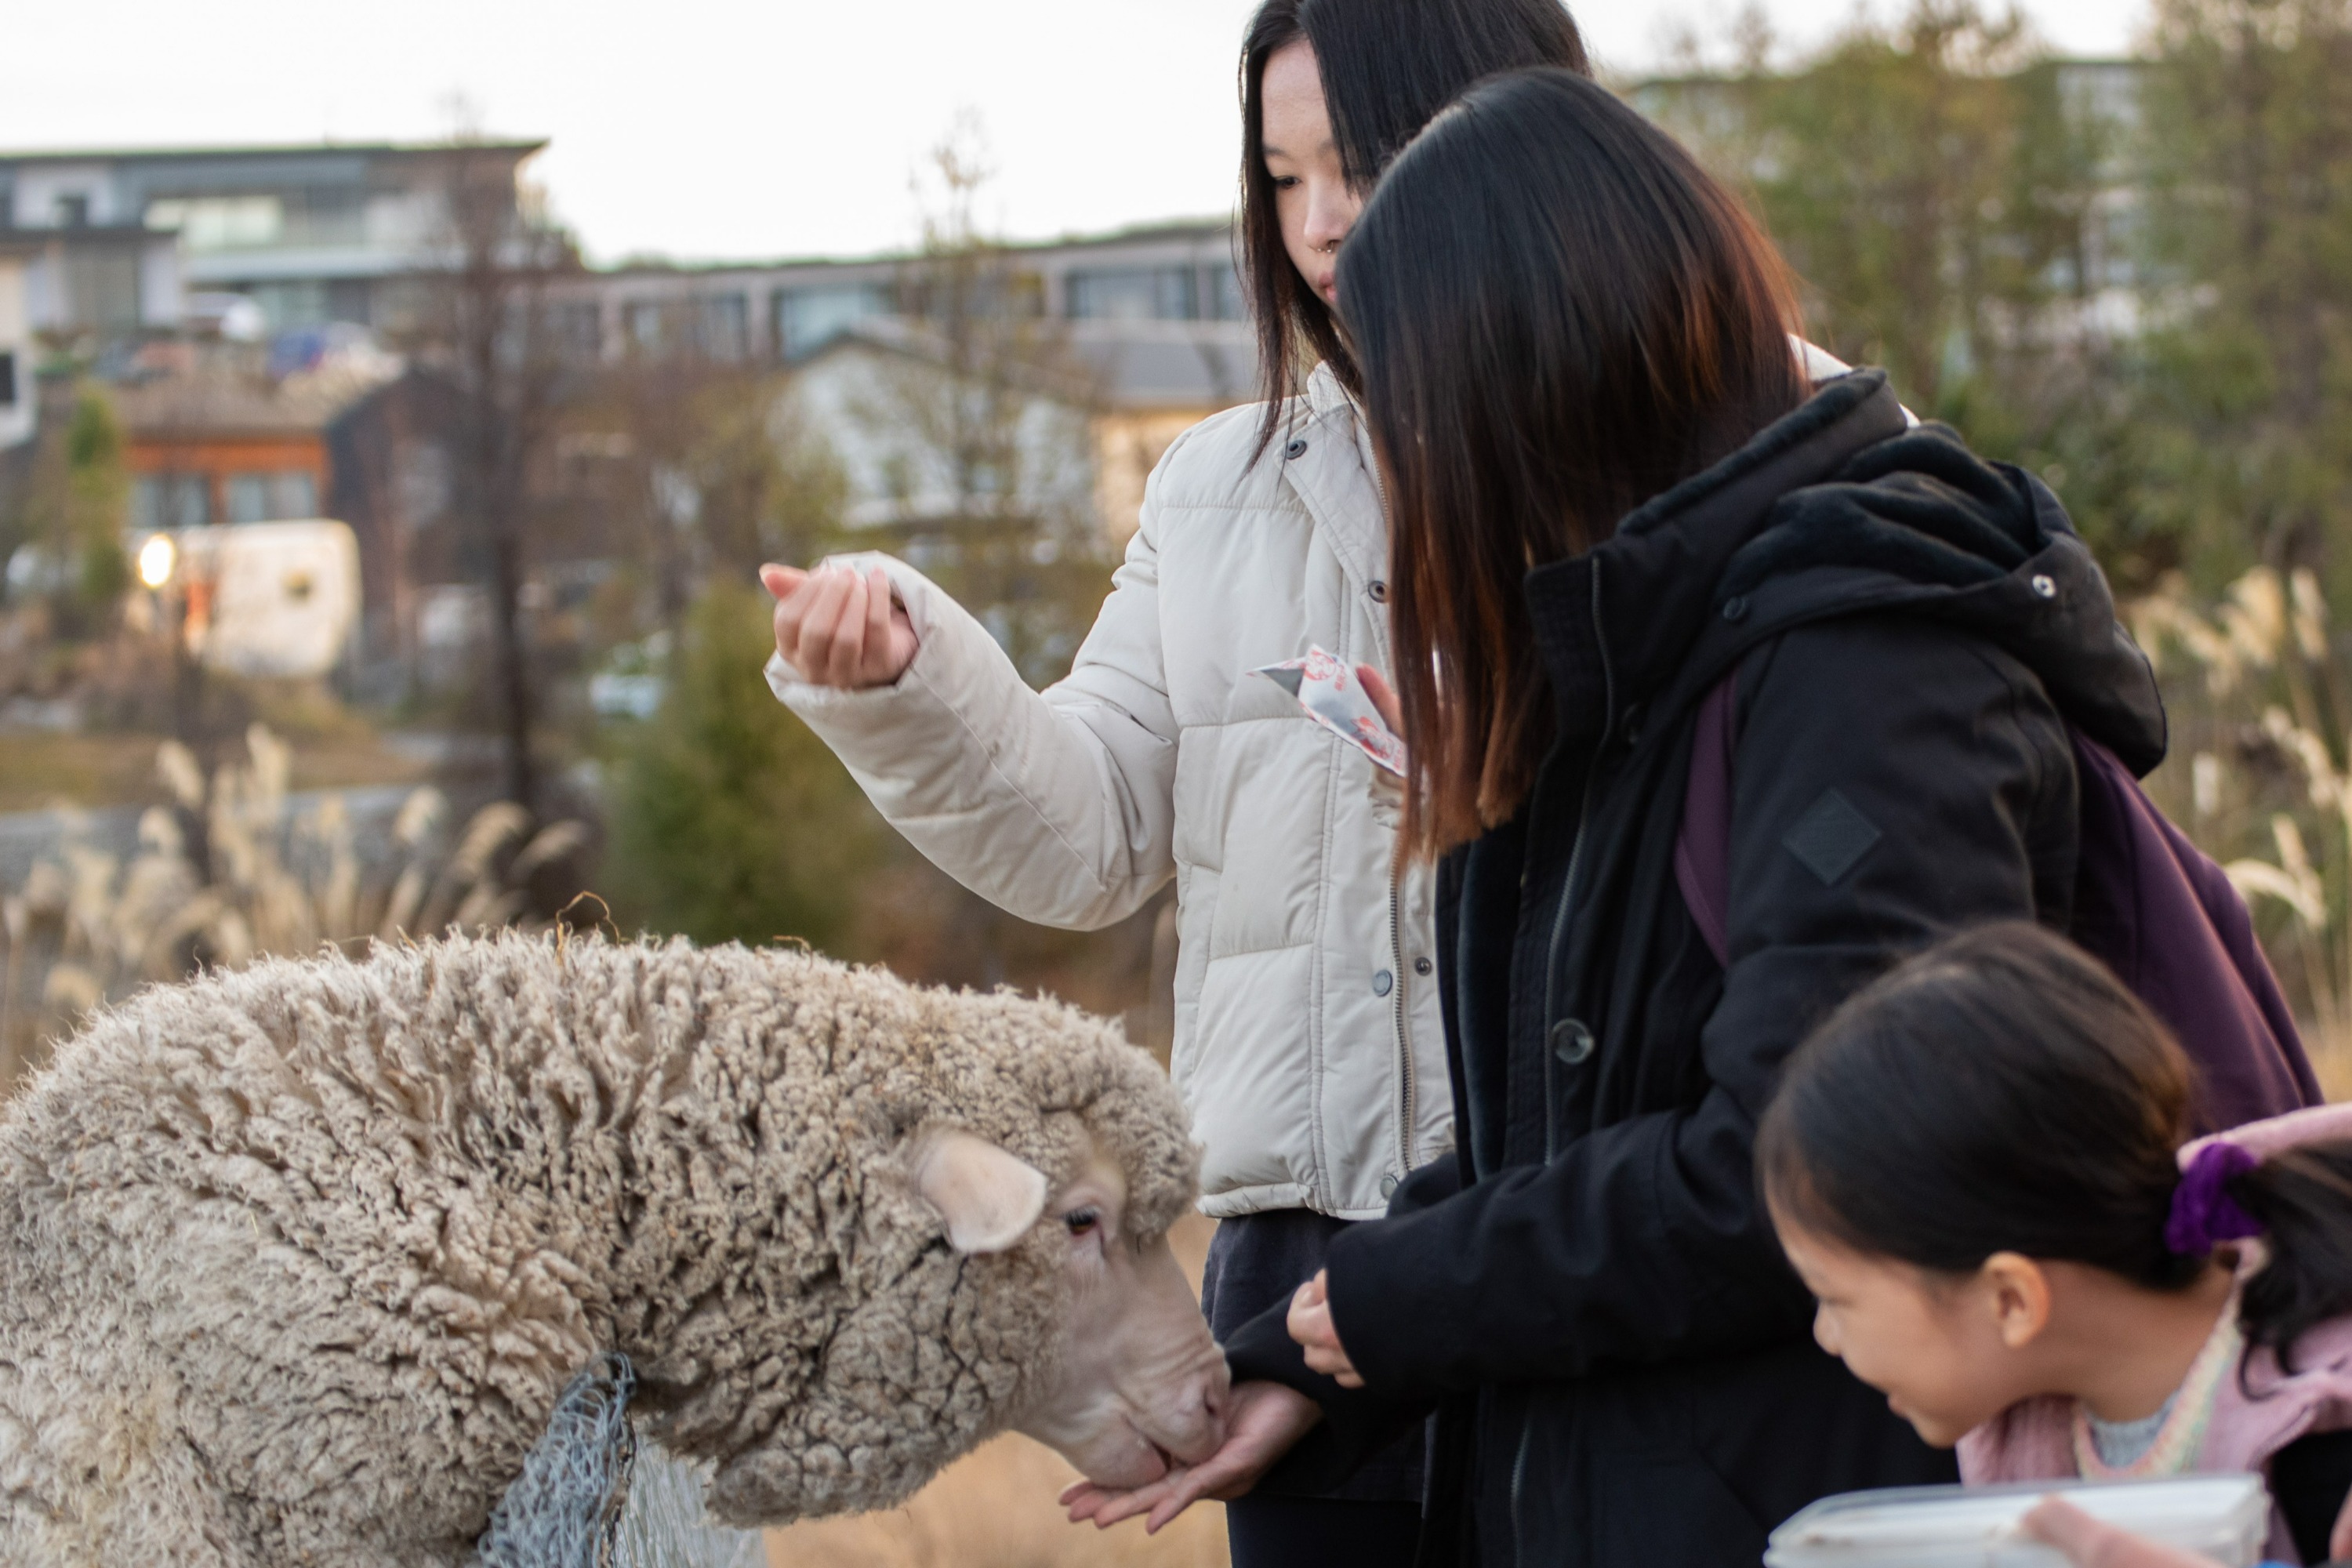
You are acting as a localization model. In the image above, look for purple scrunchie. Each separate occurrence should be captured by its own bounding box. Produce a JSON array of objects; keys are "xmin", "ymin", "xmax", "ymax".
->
[{"xmin": 2165, "ymin": 1140, "xmax": 2264, "ymax": 1256}]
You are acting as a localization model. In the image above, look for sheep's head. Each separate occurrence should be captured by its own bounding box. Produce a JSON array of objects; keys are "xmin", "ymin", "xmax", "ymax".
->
[{"xmin": 689, "ymin": 956, "xmax": 1225, "ymax": 1524}]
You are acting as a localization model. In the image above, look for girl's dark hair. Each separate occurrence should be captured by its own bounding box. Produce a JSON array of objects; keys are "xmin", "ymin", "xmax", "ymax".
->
[
  {"xmin": 1238, "ymin": 0, "xmax": 1591, "ymax": 457},
  {"xmin": 1759, "ymin": 920, "xmax": 2352, "ymax": 1375},
  {"xmin": 1338, "ymin": 68, "xmax": 1806, "ymax": 855}
]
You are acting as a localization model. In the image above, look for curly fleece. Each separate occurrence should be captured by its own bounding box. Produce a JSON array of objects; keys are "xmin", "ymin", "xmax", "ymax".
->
[{"xmin": 0, "ymin": 931, "xmax": 1199, "ymax": 1566}]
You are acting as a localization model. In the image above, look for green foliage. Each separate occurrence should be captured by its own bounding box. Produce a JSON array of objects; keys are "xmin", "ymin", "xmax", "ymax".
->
[
  {"xmin": 601, "ymin": 581, "xmax": 884, "ymax": 949},
  {"xmin": 3, "ymin": 384, "xmax": 132, "ymax": 624},
  {"xmin": 2136, "ymin": 0, "xmax": 2352, "ymax": 592},
  {"xmin": 1647, "ymin": 0, "xmax": 2352, "ymax": 599}
]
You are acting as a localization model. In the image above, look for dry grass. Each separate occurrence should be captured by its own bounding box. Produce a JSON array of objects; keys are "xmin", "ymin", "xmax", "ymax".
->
[
  {"xmin": 0, "ymin": 727, "xmax": 427, "ymax": 814},
  {"xmin": 761, "ymin": 1216, "xmax": 1230, "ymax": 1568}
]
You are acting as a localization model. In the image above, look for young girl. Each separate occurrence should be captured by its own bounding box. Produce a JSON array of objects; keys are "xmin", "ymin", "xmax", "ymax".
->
[{"xmin": 1759, "ymin": 921, "xmax": 2352, "ymax": 1566}]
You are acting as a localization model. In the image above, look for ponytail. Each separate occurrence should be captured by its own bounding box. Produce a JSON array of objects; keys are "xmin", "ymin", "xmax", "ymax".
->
[{"xmin": 2228, "ymin": 1142, "xmax": 2352, "ymax": 1375}]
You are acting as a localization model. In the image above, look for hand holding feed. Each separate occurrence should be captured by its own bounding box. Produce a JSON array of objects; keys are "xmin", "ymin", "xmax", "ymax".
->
[
  {"xmin": 1288, "ymin": 1269, "xmax": 1363, "ymax": 1388},
  {"xmin": 760, "ymin": 562, "xmax": 918, "ymax": 689},
  {"xmin": 1058, "ymin": 1380, "xmax": 1323, "ymax": 1534},
  {"xmin": 2016, "ymin": 1498, "xmax": 2223, "ymax": 1568},
  {"xmin": 1356, "ymin": 663, "xmax": 1406, "ymax": 827}
]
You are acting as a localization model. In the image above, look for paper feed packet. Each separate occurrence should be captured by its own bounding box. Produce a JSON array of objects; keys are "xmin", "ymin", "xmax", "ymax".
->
[{"xmin": 1251, "ymin": 647, "xmax": 1407, "ymax": 777}]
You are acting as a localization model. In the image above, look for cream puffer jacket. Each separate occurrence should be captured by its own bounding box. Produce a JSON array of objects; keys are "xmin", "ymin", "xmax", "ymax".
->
[{"xmin": 768, "ymin": 364, "xmax": 1446, "ymax": 1220}]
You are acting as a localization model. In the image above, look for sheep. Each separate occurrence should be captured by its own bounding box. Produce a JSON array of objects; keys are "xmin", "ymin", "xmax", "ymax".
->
[{"xmin": 0, "ymin": 930, "xmax": 1229, "ymax": 1567}]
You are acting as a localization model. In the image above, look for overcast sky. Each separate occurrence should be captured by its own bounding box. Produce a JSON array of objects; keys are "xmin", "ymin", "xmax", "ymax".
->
[{"xmin": 7, "ymin": 0, "xmax": 2147, "ymax": 267}]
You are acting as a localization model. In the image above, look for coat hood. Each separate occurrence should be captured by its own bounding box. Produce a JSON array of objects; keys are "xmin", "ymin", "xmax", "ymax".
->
[{"xmin": 1525, "ymin": 370, "xmax": 2167, "ymax": 776}]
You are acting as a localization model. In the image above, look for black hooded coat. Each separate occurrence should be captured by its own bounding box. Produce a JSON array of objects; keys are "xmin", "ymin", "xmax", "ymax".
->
[{"xmin": 1222, "ymin": 371, "xmax": 2170, "ymax": 1567}]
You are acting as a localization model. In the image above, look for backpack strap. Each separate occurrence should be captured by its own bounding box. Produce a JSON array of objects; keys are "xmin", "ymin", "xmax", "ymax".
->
[{"xmin": 1674, "ymin": 671, "xmax": 1739, "ymax": 968}]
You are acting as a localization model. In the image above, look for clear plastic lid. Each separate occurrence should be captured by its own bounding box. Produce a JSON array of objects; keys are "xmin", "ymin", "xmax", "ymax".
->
[{"xmin": 1765, "ymin": 1475, "xmax": 2270, "ymax": 1568}]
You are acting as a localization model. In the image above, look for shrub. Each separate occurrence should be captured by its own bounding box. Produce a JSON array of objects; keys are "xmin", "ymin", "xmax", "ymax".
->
[{"xmin": 601, "ymin": 581, "xmax": 883, "ymax": 949}]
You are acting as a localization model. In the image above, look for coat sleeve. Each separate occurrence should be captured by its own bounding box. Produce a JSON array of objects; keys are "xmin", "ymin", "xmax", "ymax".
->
[
  {"xmin": 1319, "ymin": 617, "xmax": 2077, "ymax": 1396},
  {"xmin": 766, "ymin": 441, "xmax": 1200, "ymax": 932}
]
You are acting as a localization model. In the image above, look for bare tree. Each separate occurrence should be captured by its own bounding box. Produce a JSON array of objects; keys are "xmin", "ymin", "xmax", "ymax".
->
[
  {"xmin": 843, "ymin": 120, "xmax": 1111, "ymax": 685},
  {"xmin": 419, "ymin": 132, "xmax": 583, "ymax": 812}
]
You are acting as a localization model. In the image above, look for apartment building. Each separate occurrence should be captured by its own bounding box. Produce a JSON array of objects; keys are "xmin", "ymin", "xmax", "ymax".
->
[{"xmin": 0, "ymin": 140, "xmax": 543, "ymax": 336}]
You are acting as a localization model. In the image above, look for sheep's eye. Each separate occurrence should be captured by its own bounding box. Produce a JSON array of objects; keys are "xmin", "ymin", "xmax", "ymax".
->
[{"xmin": 1063, "ymin": 1208, "xmax": 1101, "ymax": 1236}]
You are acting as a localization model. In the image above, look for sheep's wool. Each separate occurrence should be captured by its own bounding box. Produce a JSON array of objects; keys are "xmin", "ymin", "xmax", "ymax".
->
[{"xmin": 0, "ymin": 932, "xmax": 1199, "ymax": 1567}]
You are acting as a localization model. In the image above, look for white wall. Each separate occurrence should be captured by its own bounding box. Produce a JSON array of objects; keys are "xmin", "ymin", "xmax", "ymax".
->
[
  {"xmin": 11, "ymin": 164, "xmax": 117, "ymax": 227},
  {"xmin": 0, "ymin": 258, "xmax": 31, "ymax": 450},
  {"xmin": 137, "ymin": 234, "xmax": 183, "ymax": 327}
]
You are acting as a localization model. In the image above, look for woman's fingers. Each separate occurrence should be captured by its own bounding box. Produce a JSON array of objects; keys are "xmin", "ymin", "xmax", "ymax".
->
[
  {"xmin": 861, "ymin": 567, "xmax": 895, "ymax": 681},
  {"xmin": 759, "ymin": 563, "xmax": 806, "ymax": 601},
  {"xmin": 1356, "ymin": 663, "xmax": 1404, "ymax": 738},
  {"xmin": 1287, "ymin": 1272, "xmax": 1364, "ymax": 1386},
  {"xmin": 764, "ymin": 562, "xmax": 917, "ymax": 688},
  {"xmin": 2018, "ymin": 1497, "xmax": 2216, "ymax": 1568},
  {"xmin": 829, "ymin": 572, "xmax": 877, "ymax": 687},
  {"xmin": 790, "ymin": 567, "xmax": 855, "ymax": 681}
]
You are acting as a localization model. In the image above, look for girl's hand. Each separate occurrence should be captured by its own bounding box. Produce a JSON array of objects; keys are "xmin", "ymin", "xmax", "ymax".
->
[
  {"xmin": 760, "ymin": 563, "xmax": 918, "ymax": 688},
  {"xmin": 1288, "ymin": 1269, "xmax": 1363, "ymax": 1388},
  {"xmin": 2017, "ymin": 1497, "xmax": 2221, "ymax": 1568},
  {"xmin": 1058, "ymin": 1381, "xmax": 1322, "ymax": 1534}
]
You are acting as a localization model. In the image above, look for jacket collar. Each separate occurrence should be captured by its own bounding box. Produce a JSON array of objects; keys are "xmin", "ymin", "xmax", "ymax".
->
[
  {"xmin": 1280, "ymin": 362, "xmax": 1391, "ymax": 652},
  {"xmin": 1522, "ymin": 372, "xmax": 1908, "ymax": 748}
]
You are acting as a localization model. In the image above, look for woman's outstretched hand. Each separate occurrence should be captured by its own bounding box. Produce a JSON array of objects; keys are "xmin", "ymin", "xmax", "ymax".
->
[
  {"xmin": 760, "ymin": 563, "xmax": 918, "ymax": 689},
  {"xmin": 2016, "ymin": 1497, "xmax": 2224, "ymax": 1568},
  {"xmin": 1288, "ymin": 1269, "xmax": 1363, "ymax": 1388},
  {"xmin": 1058, "ymin": 1380, "xmax": 1323, "ymax": 1534}
]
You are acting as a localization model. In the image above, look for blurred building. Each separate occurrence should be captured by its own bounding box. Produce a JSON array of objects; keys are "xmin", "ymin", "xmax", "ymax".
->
[
  {"xmin": 0, "ymin": 140, "xmax": 543, "ymax": 336},
  {"xmin": 0, "ymin": 250, "xmax": 28, "ymax": 449},
  {"xmin": 550, "ymin": 220, "xmax": 1257, "ymax": 544}
]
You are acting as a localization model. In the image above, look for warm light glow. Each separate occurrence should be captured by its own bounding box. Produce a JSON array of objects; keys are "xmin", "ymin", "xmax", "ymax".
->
[{"xmin": 137, "ymin": 533, "xmax": 176, "ymax": 590}]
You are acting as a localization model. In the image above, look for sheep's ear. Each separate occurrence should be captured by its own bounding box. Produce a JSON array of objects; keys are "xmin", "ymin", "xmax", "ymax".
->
[{"xmin": 911, "ymin": 1130, "xmax": 1049, "ymax": 1254}]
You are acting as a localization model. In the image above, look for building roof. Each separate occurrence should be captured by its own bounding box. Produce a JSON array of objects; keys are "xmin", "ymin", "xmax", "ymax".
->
[
  {"xmin": 111, "ymin": 368, "xmax": 371, "ymax": 438},
  {"xmin": 0, "ymin": 223, "xmax": 162, "ymax": 254},
  {"xmin": 0, "ymin": 140, "xmax": 546, "ymax": 167},
  {"xmin": 587, "ymin": 216, "xmax": 1235, "ymax": 280},
  {"xmin": 806, "ymin": 316, "xmax": 1256, "ymax": 413}
]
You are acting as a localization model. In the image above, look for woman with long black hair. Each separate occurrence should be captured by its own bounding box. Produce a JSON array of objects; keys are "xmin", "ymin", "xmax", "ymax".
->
[
  {"xmin": 760, "ymin": 7, "xmax": 1599, "ymax": 1566},
  {"xmin": 1098, "ymin": 66, "xmax": 2169, "ymax": 1566}
]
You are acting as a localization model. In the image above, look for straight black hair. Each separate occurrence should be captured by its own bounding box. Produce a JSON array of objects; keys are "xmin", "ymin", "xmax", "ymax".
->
[
  {"xmin": 1759, "ymin": 922, "xmax": 2352, "ymax": 1376},
  {"xmin": 1341, "ymin": 67, "xmax": 1807, "ymax": 855},
  {"xmin": 1237, "ymin": 0, "xmax": 1590, "ymax": 456}
]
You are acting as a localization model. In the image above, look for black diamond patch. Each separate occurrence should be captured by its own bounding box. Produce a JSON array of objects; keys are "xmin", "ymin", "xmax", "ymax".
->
[{"xmin": 1782, "ymin": 789, "xmax": 1882, "ymax": 887}]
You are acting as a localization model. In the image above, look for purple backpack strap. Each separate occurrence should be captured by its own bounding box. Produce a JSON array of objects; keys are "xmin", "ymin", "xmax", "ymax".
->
[{"xmin": 1674, "ymin": 672, "xmax": 1738, "ymax": 968}]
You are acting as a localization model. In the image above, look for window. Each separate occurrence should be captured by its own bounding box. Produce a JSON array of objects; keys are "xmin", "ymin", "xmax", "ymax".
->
[
  {"xmin": 54, "ymin": 194, "xmax": 89, "ymax": 229},
  {"xmin": 64, "ymin": 249, "xmax": 140, "ymax": 331},
  {"xmin": 144, "ymin": 195, "xmax": 284, "ymax": 252},
  {"xmin": 227, "ymin": 474, "xmax": 270, "ymax": 525},
  {"xmin": 548, "ymin": 301, "xmax": 604, "ymax": 365},
  {"xmin": 698, "ymin": 294, "xmax": 749, "ymax": 361},
  {"xmin": 0, "ymin": 192, "xmax": 13, "ymax": 229},
  {"xmin": 1065, "ymin": 267, "xmax": 1198, "ymax": 321},
  {"xmin": 625, "ymin": 299, "xmax": 667, "ymax": 355},
  {"xmin": 133, "ymin": 475, "xmax": 212, "ymax": 532},
  {"xmin": 273, "ymin": 471, "xmax": 317, "ymax": 519},
  {"xmin": 0, "ymin": 352, "xmax": 14, "ymax": 409},
  {"xmin": 227, "ymin": 471, "xmax": 318, "ymax": 522},
  {"xmin": 772, "ymin": 284, "xmax": 889, "ymax": 358},
  {"xmin": 1209, "ymin": 266, "xmax": 1247, "ymax": 321}
]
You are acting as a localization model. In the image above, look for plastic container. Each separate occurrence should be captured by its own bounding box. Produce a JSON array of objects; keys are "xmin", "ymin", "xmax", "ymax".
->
[{"xmin": 1764, "ymin": 1475, "xmax": 2271, "ymax": 1567}]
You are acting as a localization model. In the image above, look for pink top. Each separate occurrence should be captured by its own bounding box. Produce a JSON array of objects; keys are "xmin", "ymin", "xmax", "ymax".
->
[{"xmin": 1957, "ymin": 1102, "xmax": 2352, "ymax": 1563}]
